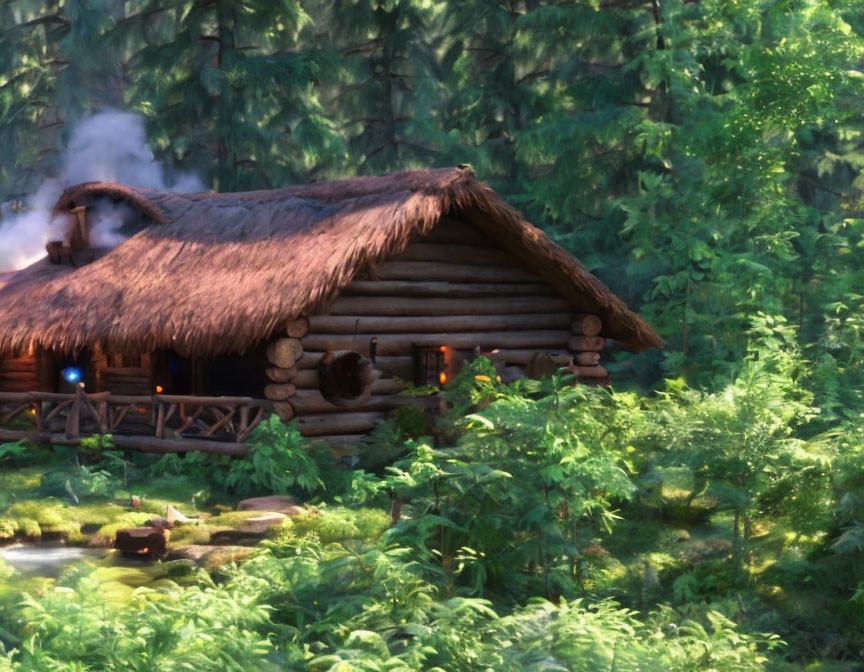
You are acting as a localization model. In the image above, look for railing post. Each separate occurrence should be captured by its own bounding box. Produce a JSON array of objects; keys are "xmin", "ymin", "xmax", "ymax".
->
[
  {"xmin": 156, "ymin": 400, "xmax": 166, "ymax": 439},
  {"xmin": 64, "ymin": 383, "xmax": 84, "ymax": 440}
]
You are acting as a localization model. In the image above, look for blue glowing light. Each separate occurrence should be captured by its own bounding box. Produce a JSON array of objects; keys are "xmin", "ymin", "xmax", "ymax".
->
[{"xmin": 61, "ymin": 367, "xmax": 83, "ymax": 384}]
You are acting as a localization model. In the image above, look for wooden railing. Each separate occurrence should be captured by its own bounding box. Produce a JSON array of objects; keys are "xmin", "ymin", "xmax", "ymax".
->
[{"xmin": 0, "ymin": 388, "xmax": 272, "ymax": 456}]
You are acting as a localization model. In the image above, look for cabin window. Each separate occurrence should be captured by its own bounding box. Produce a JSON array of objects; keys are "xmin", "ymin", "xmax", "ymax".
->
[
  {"xmin": 413, "ymin": 345, "xmax": 447, "ymax": 386},
  {"xmin": 319, "ymin": 350, "xmax": 375, "ymax": 407}
]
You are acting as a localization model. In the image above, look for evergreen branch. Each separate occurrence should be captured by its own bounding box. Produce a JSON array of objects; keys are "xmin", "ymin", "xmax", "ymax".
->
[
  {"xmin": 343, "ymin": 38, "xmax": 385, "ymax": 55},
  {"xmin": 119, "ymin": 5, "xmax": 172, "ymax": 25},
  {"xmin": 797, "ymin": 173, "xmax": 846, "ymax": 198},
  {"xmin": 516, "ymin": 68, "xmax": 551, "ymax": 86},
  {"xmin": 13, "ymin": 13, "xmax": 68, "ymax": 30}
]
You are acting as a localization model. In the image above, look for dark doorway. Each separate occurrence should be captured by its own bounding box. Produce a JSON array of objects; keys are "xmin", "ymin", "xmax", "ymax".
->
[{"xmin": 206, "ymin": 343, "xmax": 270, "ymax": 398}]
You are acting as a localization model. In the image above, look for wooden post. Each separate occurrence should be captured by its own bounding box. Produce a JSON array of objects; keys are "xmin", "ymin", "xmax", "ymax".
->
[{"xmin": 64, "ymin": 384, "xmax": 84, "ymax": 439}]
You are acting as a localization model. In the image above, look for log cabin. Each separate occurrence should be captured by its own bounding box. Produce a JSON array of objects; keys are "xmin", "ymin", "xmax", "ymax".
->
[{"xmin": 0, "ymin": 166, "xmax": 661, "ymax": 455}]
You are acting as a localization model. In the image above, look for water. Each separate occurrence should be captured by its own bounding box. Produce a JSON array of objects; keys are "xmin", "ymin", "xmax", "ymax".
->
[{"xmin": 0, "ymin": 544, "xmax": 108, "ymax": 578}]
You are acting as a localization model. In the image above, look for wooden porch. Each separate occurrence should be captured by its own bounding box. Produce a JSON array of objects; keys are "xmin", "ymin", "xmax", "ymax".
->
[{"xmin": 0, "ymin": 387, "xmax": 273, "ymax": 457}]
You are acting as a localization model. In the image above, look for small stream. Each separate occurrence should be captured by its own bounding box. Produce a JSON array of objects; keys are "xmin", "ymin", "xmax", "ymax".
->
[{"xmin": 0, "ymin": 545, "xmax": 109, "ymax": 578}]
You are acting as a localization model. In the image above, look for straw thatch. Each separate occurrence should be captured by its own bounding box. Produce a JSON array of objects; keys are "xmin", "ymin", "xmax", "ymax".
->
[{"xmin": 0, "ymin": 166, "xmax": 662, "ymax": 357}]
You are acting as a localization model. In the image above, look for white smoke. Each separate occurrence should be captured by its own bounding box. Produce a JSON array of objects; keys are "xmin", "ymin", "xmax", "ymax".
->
[{"xmin": 0, "ymin": 109, "xmax": 204, "ymax": 272}]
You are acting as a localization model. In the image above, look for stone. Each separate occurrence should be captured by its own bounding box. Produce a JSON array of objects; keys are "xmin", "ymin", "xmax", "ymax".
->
[
  {"xmin": 242, "ymin": 512, "xmax": 288, "ymax": 534},
  {"xmin": 237, "ymin": 495, "xmax": 301, "ymax": 513},
  {"xmin": 166, "ymin": 505, "xmax": 196, "ymax": 525},
  {"xmin": 166, "ymin": 545, "xmax": 254, "ymax": 570},
  {"xmin": 208, "ymin": 529, "xmax": 265, "ymax": 546},
  {"xmin": 114, "ymin": 527, "xmax": 169, "ymax": 560}
]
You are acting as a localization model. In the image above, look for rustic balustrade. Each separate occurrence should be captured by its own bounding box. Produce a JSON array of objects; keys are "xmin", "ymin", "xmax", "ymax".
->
[{"xmin": 0, "ymin": 389, "xmax": 272, "ymax": 456}]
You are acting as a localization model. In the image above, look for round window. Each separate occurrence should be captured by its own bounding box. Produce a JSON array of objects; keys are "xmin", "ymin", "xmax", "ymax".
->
[{"xmin": 318, "ymin": 350, "xmax": 377, "ymax": 407}]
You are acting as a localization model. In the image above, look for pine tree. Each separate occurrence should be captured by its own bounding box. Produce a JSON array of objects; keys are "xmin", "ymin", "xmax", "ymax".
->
[{"xmin": 119, "ymin": 0, "xmax": 345, "ymax": 191}]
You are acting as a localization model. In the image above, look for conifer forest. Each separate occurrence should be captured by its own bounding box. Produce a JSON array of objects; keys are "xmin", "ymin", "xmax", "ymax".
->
[{"xmin": 2, "ymin": 1, "xmax": 864, "ymax": 670}]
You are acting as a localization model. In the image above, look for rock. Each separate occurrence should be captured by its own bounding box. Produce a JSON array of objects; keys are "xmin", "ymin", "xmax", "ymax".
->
[
  {"xmin": 165, "ymin": 545, "xmax": 211, "ymax": 563},
  {"xmin": 166, "ymin": 545, "xmax": 254, "ymax": 570},
  {"xmin": 236, "ymin": 496, "xmax": 302, "ymax": 514},
  {"xmin": 114, "ymin": 527, "xmax": 169, "ymax": 559},
  {"xmin": 242, "ymin": 512, "xmax": 287, "ymax": 534},
  {"xmin": 166, "ymin": 505, "xmax": 196, "ymax": 525},
  {"xmin": 147, "ymin": 516, "xmax": 172, "ymax": 529},
  {"xmin": 208, "ymin": 529, "xmax": 266, "ymax": 546}
]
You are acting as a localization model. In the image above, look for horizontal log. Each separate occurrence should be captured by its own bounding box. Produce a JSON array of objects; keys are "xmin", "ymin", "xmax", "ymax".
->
[
  {"xmin": 341, "ymin": 280, "xmax": 555, "ymax": 298},
  {"xmin": 100, "ymin": 367, "xmax": 150, "ymax": 376},
  {"xmin": 571, "ymin": 314, "xmax": 603, "ymax": 337},
  {"xmin": 302, "ymin": 331, "xmax": 570, "ymax": 357},
  {"xmin": 296, "ymin": 411, "xmax": 387, "ymax": 437},
  {"xmin": 328, "ymin": 296, "xmax": 571, "ymax": 317},
  {"xmin": 419, "ymin": 218, "xmax": 491, "ymax": 245},
  {"xmin": 294, "ymin": 369, "xmax": 406, "ymax": 394},
  {"xmin": 266, "ymin": 367, "xmax": 298, "ymax": 383},
  {"xmin": 569, "ymin": 336, "xmax": 605, "ymax": 352},
  {"xmin": 264, "ymin": 383, "xmax": 297, "ymax": 401},
  {"xmin": 378, "ymin": 261, "xmax": 539, "ymax": 284},
  {"xmin": 395, "ymin": 243, "xmax": 513, "ymax": 267},
  {"xmin": 290, "ymin": 389, "xmax": 415, "ymax": 415},
  {"xmin": 574, "ymin": 351, "xmax": 601, "ymax": 366},
  {"xmin": 285, "ymin": 317, "xmax": 310, "ymax": 338},
  {"xmin": 297, "ymin": 353, "xmax": 414, "ymax": 379},
  {"xmin": 478, "ymin": 349, "xmax": 572, "ymax": 366},
  {"xmin": 0, "ymin": 428, "xmax": 248, "ymax": 457},
  {"xmin": 0, "ymin": 391, "xmax": 105, "ymax": 403},
  {"xmin": 267, "ymin": 338, "xmax": 303, "ymax": 368},
  {"xmin": 1, "ymin": 357, "xmax": 37, "ymax": 365},
  {"xmin": 0, "ymin": 372, "xmax": 39, "ymax": 381},
  {"xmin": 117, "ymin": 436, "xmax": 248, "ymax": 457},
  {"xmin": 569, "ymin": 365, "xmax": 609, "ymax": 378},
  {"xmin": 310, "ymin": 435, "xmax": 365, "ymax": 456},
  {"xmin": 155, "ymin": 394, "xmax": 256, "ymax": 405},
  {"xmin": 308, "ymin": 313, "xmax": 571, "ymax": 334},
  {"xmin": 102, "ymin": 376, "xmax": 151, "ymax": 386},
  {"xmin": 0, "ymin": 364, "xmax": 37, "ymax": 373},
  {"xmin": 0, "ymin": 383, "xmax": 39, "ymax": 393}
]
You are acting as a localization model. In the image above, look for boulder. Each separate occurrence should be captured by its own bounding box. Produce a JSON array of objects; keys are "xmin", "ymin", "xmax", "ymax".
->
[
  {"xmin": 209, "ymin": 529, "xmax": 265, "ymax": 546},
  {"xmin": 114, "ymin": 527, "xmax": 169, "ymax": 560},
  {"xmin": 166, "ymin": 545, "xmax": 254, "ymax": 570},
  {"xmin": 166, "ymin": 505, "xmax": 197, "ymax": 525},
  {"xmin": 237, "ymin": 495, "xmax": 303, "ymax": 514},
  {"xmin": 242, "ymin": 512, "xmax": 288, "ymax": 534}
]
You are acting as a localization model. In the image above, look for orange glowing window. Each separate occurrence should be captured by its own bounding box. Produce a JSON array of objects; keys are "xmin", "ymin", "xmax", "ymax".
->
[
  {"xmin": 155, "ymin": 385, "xmax": 164, "ymax": 393},
  {"xmin": 414, "ymin": 345, "xmax": 448, "ymax": 386}
]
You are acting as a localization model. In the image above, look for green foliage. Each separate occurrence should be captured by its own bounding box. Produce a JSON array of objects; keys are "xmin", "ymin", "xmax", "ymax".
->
[
  {"xmin": 224, "ymin": 416, "xmax": 323, "ymax": 496},
  {"xmin": 151, "ymin": 416, "xmax": 323, "ymax": 498},
  {"xmin": 385, "ymin": 359, "xmax": 637, "ymax": 599}
]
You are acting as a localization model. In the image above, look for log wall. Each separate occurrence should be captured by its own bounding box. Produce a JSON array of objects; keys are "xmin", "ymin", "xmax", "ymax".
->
[
  {"xmin": 0, "ymin": 354, "xmax": 39, "ymax": 393},
  {"xmin": 266, "ymin": 217, "xmax": 608, "ymax": 449}
]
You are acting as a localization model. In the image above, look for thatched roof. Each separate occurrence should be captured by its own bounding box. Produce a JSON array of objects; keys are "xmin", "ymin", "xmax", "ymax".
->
[{"xmin": 0, "ymin": 167, "xmax": 662, "ymax": 357}]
